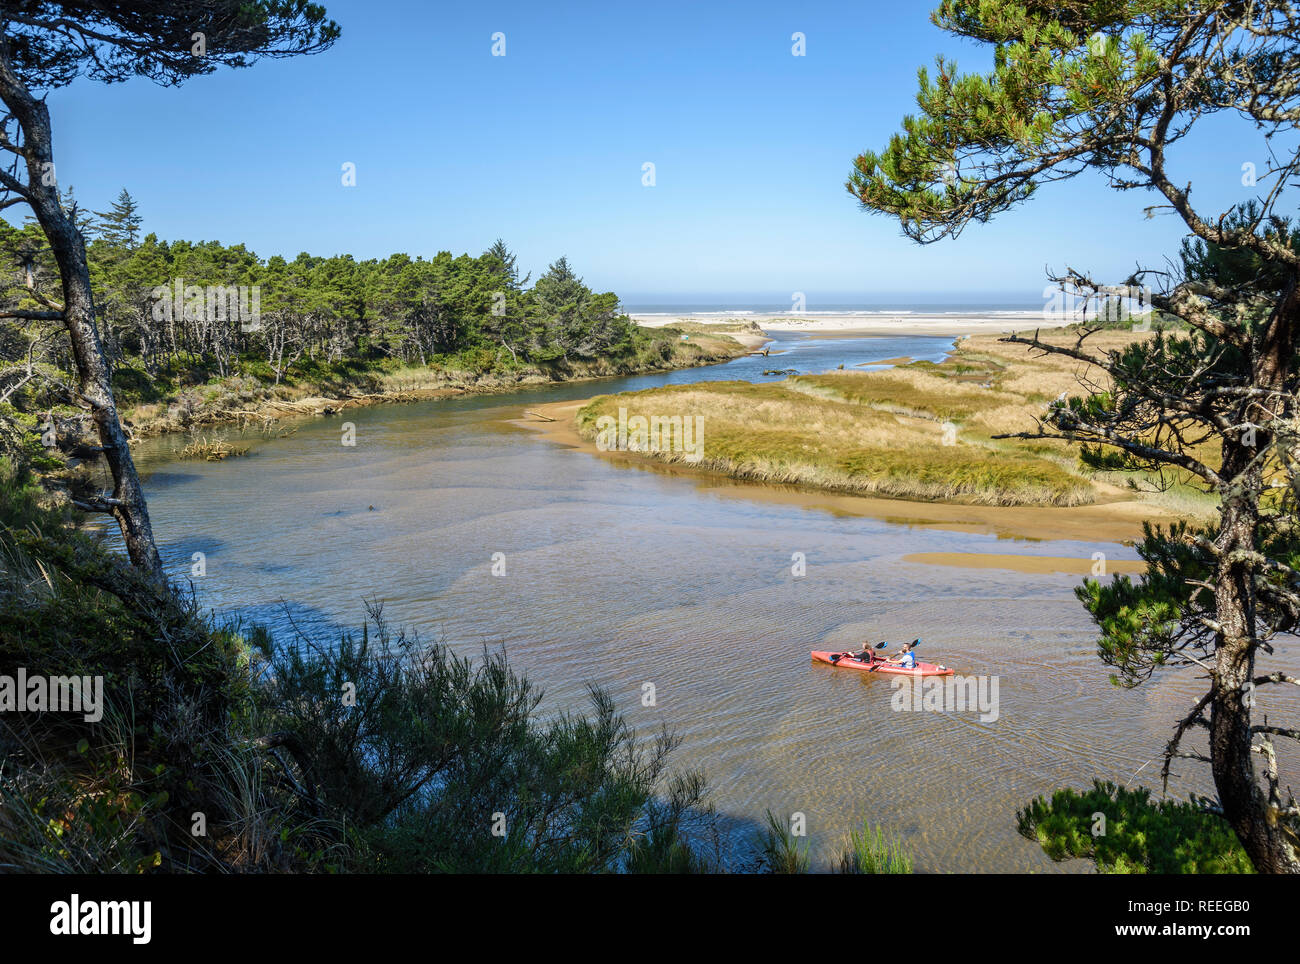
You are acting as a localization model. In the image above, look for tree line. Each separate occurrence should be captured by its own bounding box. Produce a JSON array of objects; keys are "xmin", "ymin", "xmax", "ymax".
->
[{"xmin": 1, "ymin": 188, "xmax": 638, "ymax": 394}]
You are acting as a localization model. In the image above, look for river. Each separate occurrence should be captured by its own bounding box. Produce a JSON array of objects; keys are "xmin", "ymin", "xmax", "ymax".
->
[{"xmin": 130, "ymin": 331, "xmax": 1224, "ymax": 872}]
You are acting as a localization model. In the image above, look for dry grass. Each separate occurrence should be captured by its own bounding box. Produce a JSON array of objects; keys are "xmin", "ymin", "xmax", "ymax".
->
[
  {"xmin": 658, "ymin": 319, "xmax": 765, "ymax": 335},
  {"xmin": 576, "ymin": 380, "xmax": 1093, "ymax": 506},
  {"xmin": 790, "ymin": 368, "xmax": 1022, "ymax": 420},
  {"xmin": 179, "ymin": 434, "xmax": 249, "ymax": 461},
  {"xmin": 573, "ymin": 326, "xmax": 1220, "ymax": 511}
]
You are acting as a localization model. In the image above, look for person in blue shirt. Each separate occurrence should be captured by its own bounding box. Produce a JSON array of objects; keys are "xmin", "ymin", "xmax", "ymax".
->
[{"xmin": 884, "ymin": 640, "xmax": 918, "ymax": 669}]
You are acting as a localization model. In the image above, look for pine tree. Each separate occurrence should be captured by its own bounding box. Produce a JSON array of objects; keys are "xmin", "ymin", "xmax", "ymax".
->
[
  {"xmin": 94, "ymin": 188, "xmax": 143, "ymax": 250},
  {"xmin": 0, "ymin": 1, "xmax": 339, "ymax": 579},
  {"xmin": 484, "ymin": 238, "xmax": 530, "ymax": 289},
  {"xmin": 849, "ymin": 1, "xmax": 1300, "ymax": 873}
]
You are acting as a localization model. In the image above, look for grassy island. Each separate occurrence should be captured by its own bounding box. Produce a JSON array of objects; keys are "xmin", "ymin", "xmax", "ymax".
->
[{"xmin": 576, "ymin": 327, "xmax": 1215, "ymax": 511}]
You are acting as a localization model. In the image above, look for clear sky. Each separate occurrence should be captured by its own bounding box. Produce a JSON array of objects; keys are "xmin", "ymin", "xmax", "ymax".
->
[{"xmin": 34, "ymin": 0, "xmax": 1276, "ymax": 304}]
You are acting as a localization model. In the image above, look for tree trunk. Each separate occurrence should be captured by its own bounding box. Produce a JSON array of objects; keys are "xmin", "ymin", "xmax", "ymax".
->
[
  {"xmin": 0, "ymin": 45, "xmax": 165, "ymax": 581},
  {"xmin": 1209, "ymin": 285, "xmax": 1300, "ymax": 873},
  {"xmin": 1257, "ymin": 275, "xmax": 1300, "ymax": 391},
  {"xmin": 1210, "ymin": 487, "xmax": 1298, "ymax": 872}
]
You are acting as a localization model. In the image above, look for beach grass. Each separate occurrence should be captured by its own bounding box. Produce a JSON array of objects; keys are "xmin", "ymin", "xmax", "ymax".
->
[
  {"xmin": 573, "ymin": 327, "xmax": 1221, "ymax": 510},
  {"xmin": 576, "ymin": 379, "xmax": 1093, "ymax": 506}
]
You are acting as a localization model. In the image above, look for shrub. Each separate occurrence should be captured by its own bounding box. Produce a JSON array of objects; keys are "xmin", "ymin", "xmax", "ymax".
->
[{"xmin": 1017, "ymin": 780, "xmax": 1253, "ymax": 874}]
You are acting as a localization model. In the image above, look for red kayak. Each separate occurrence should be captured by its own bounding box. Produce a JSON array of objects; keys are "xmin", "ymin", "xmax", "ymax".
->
[{"xmin": 811, "ymin": 650, "xmax": 953, "ymax": 677}]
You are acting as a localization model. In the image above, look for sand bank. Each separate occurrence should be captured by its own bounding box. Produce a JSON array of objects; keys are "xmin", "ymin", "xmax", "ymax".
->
[
  {"xmin": 856, "ymin": 356, "xmax": 913, "ymax": 367},
  {"xmin": 630, "ymin": 311, "xmax": 1042, "ymax": 339},
  {"xmin": 904, "ymin": 552, "xmax": 1146, "ymax": 575}
]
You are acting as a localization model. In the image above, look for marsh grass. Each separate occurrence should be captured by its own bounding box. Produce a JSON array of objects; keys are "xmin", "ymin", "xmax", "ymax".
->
[
  {"xmin": 179, "ymin": 434, "xmax": 250, "ymax": 461},
  {"xmin": 836, "ymin": 821, "xmax": 914, "ymax": 874},
  {"xmin": 755, "ymin": 810, "xmax": 810, "ymax": 873},
  {"xmin": 577, "ymin": 379, "xmax": 1093, "ymax": 506},
  {"xmin": 574, "ymin": 327, "xmax": 1223, "ymax": 510},
  {"xmin": 790, "ymin": 369, "xmax": 1021, "ymax": 420}
]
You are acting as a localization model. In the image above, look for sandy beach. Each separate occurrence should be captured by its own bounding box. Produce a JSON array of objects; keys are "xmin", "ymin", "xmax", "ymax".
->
[{"xmin": 631, "ymin": 311, "xmax": 1044, "ymax": 340}]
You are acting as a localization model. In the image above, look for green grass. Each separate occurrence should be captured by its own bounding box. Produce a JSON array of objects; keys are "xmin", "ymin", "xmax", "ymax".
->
[
  {"xmin": 755, "ymin": 811, "xmax": 811, "ymax": 873},
  {"xmin": 836, "ymin": 821, "xmax": 914, "ymax": 874}
]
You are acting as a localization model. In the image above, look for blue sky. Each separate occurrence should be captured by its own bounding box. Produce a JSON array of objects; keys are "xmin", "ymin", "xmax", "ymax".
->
[{"xmin": 32, "ymin": 0, "xmax": 1277, "ymax": 304}]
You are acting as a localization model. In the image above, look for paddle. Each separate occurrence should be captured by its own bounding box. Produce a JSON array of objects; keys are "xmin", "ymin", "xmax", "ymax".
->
[
  {"xmin": 866, "ymin": 637, "xmax": 921, "ymax": 672},
  {"xmin": 829, "ymin": 641, "xmax": 888, "ymax": 664}
]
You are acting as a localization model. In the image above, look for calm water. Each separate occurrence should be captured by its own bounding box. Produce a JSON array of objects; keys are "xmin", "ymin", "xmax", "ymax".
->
[{"xmin": 129, "ymin": 332, "xmax": 1248, "ymax": 872}]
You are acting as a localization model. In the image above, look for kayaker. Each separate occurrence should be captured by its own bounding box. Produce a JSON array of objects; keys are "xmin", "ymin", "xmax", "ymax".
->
[
  {"xmin": 831, "ymin": 642, "xmax": 876, "ymax": 664},
  {"xmin": 885, "ymin": 641, "xmax": 917, "ymax": 669}
]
